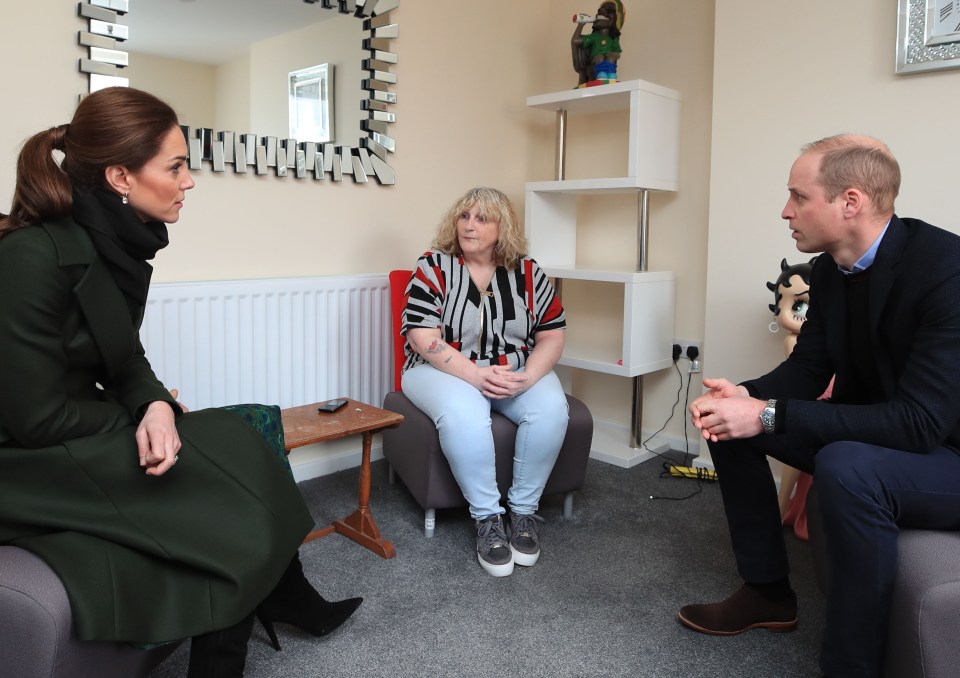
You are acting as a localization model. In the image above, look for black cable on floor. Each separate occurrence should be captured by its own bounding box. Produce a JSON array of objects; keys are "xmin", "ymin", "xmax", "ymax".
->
[{"xmin": 642, "ymin": 362, "xmax": 710, "ymax": 501}]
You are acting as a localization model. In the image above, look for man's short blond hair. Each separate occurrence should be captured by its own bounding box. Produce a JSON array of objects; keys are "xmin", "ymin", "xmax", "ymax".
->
[{"xmin": 803, "ymin": 134, "xmax": 900, "ymax": 215}]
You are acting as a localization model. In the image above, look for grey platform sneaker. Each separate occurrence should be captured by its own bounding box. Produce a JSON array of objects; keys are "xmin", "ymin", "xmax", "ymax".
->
[
  {"xmin": 476, "ymin": 514, "xmax": 514, "ymax": 577},
  {"xmin": 509, "ymin": 512, "xmax": 544, "ymax": 566}
]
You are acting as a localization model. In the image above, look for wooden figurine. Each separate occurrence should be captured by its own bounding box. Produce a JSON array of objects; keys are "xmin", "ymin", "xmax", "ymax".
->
[{"xmin": 572, "ymin": 1, "xmax": 626, "ymax": 88}]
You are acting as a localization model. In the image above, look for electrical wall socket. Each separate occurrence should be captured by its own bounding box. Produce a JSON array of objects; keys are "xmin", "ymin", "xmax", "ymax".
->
[{"xmin": 673, "ymin": 339, "xmax": 702, "ymax": 363}]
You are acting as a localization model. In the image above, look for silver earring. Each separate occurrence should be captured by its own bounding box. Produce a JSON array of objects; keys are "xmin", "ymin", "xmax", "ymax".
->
[
  {"xmin": 122, "ymin": 193, "xmax": 129, "ymax": 205},
  {"xmin": 768, "ymin": 320, "xmax": 780, "ymax": 334}
]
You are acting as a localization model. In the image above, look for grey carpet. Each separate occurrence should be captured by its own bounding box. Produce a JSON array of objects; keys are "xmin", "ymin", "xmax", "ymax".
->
[{"xmin": 150, "ymin": 454, "xmax": 825, "ymax": 677}]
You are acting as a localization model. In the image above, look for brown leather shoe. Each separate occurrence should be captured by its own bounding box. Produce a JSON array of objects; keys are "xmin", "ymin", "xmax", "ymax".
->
[{"xmin": 678, "ymin": 584, "xmax": 798, "ymax": 635}]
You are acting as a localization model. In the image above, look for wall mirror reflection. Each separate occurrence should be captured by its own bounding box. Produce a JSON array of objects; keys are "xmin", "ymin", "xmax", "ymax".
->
[{"xmin": 81, "ymin": 0, "xmax": 398, "ymax": 184}]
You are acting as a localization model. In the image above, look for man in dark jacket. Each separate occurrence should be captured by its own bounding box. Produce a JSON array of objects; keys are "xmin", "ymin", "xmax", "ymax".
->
[{"xmin": 678, "ymin": 134, "xmax": 960, "ymax": 677}]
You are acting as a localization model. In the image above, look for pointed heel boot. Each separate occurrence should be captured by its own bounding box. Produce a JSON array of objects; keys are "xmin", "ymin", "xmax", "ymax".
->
[
  {"xmin": 255, "ymin": 611, "xmax": 281, "ymax": 652},
  {"xmin": 255, "ymin": 553, "xmax": 363, "ymax": 651},
  {"xmin": 256, "ymin": 595, "xmax": 363, "ymax": 651},
  {"xmin": 186, "ymin": 612, "xmax": 255, "ymax": 678}
]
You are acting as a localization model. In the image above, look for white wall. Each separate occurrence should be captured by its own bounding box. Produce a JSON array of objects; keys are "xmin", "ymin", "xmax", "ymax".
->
[
  {"xmin": 130, "ymin": 53, "xmax": 217, "ymax": 125},
  {"xmin": 0, "ymin": 1, "xmax": 550, "ymax": 284},
  {"xmin": 700, "ymin": 0, "xmax": 960, "ymax": 464},
  {"xmin": 0, "ymin": 0, "xmax": 718, "ymax": 461},
  {"xmin": 248, "ymin": 18, "xmax": 363, "ymax": 145},
  {"xmin": 144, "ymin": 1, "xmax": 550, "ymax": 283},
  {"xmin": 9, "ymin": 0, "xmax": 957, "ymax": 482},
  {"xmin": 0, "ymin": 3, "xmax": 83, "ymax": 207}
]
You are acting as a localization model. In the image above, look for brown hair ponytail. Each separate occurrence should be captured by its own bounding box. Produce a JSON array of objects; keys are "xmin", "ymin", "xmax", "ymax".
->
[
  {"xmin": 0, "ymin": 124, "xmax": 73, "ymax": 234},
  {"xmin": 1, "ymin": 87, "xmax": 179, "ymax": 237}
]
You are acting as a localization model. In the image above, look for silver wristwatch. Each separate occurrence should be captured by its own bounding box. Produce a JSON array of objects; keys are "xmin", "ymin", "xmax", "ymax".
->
[{"xmin": 759, "ymin": 399, "xmax": 777, "ymax": 435}]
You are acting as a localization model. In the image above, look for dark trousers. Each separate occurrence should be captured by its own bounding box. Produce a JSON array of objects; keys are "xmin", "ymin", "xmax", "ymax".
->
[{"xmin": 707, "ymin": 435, "xmax": 960, "ymax": 678}]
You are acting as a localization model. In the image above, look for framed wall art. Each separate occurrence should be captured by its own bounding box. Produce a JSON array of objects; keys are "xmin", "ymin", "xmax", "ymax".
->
[{"xmin": 897, "ymin": 0, "xmax": 960, "ymax": 74}]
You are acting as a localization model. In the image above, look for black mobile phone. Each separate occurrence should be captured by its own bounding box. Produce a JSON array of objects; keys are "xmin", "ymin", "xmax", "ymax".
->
[{"xmin": 317, "ymin": 398, "xmax": 348, "ymax": 413}]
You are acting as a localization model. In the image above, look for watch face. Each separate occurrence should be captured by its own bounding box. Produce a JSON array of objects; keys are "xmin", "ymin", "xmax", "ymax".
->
[{"xmin": 760, "ymin": 400, "xmax": 776, "ymax": 433}]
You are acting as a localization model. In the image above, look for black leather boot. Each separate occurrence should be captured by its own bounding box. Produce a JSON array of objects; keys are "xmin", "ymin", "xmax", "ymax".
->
[
  {"xmin": 255, "ymin": 554, "xmax": 363, "ymax": 651},
  {"xmin": 186, "ymin": 612, "xmax": 255, "ymax": 678}
]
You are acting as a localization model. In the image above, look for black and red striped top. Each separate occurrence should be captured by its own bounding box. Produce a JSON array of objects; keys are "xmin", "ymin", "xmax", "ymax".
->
[{"xmin": 401, "ymin": 250, "xmax": 566, "ymax": 374}]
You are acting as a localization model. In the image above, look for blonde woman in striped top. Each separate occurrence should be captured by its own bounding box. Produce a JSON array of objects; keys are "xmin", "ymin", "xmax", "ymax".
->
[{"xmin": 401, "ymin": 187, "xmax": 569, "ymax": 577}]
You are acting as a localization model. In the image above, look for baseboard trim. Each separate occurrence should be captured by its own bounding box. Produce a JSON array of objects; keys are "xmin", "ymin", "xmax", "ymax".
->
[
  {"xmin": 691, "ymin": 454, "xmax": 715, "ymax": 471},
  {"xmin": 589, "ymin": 418, "xmax": 700, "ymax": 468},
  {"xmin": 290, "ymin": 442, "xmax": 383, "ymax": 483}
]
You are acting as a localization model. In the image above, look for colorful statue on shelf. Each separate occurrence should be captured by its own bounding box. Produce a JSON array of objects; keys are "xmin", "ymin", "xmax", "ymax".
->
[
  {"xmin": 571, "ymin": 0, "xmax": 626, "ymax": 88},
  {"xmin": 766, "ymin": 256, "xmax": 817, "ymax": 357},
  {"xmin": 766, "ymin": 255, "xmax": 825, "ymax": 541}
]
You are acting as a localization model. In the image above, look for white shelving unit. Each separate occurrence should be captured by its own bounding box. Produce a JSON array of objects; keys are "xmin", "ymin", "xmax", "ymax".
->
[
  {"xmin": 525, "ymin": 79, "xmax": 681, "ymax": 467},
  {"xmin": 541, "ymin": 267, "xmax": 674, "ymax": 378}
]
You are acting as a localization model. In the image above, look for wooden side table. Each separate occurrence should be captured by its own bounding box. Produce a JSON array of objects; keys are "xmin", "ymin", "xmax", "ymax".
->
[{"xmin": 281, "ymin": 399, "xmax": 403, "ymax": 559}]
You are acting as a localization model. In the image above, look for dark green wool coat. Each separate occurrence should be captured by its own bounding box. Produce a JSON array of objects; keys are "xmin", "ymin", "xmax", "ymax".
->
[{"xmin": 0, "ymin": 217, "xmax": 314, "ymax": 644}]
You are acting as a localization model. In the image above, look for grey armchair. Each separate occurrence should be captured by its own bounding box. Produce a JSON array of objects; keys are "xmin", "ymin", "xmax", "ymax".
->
[
  {"xmin": 807, "ymin": 489, "xmax": 960, "ymax": 678},
  {"xmin": 382, "ymin": 390, "xmax": 593, "ymax": 537},
  {"xmin": 382, "ymin": 269, "xmax": 593, "ymax": 538},
  {"xmin": 0, "ymin": 545, "xmax": 178, "ymax": 677}
]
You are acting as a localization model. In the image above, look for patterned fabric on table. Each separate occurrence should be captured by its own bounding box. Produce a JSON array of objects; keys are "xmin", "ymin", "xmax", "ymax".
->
[{"xmin": 223, "ymin": 403, "xmax": 291, "ymax": 472}]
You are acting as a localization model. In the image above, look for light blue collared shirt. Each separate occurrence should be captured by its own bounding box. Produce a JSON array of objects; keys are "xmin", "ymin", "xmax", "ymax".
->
[{"xmin": 839, "ymin": 220, "xmax": 891, "ymax": 275}]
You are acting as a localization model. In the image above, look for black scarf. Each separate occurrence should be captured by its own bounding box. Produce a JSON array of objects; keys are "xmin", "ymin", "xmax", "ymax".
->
[{"xmin": 72, "ymin": 187, "xmax": 170, "ymax": 323}]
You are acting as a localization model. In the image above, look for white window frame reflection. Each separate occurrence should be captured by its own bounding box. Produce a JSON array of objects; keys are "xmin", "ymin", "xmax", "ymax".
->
[{"xmin": 289, "ymin": 63, "xmax": 334, "ymax": 142}]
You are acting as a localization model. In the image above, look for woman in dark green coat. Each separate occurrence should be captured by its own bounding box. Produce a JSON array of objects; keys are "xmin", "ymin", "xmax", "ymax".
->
[{"xmin": 0, "ymin": 87, "xmax": 361, "ymax": 676}]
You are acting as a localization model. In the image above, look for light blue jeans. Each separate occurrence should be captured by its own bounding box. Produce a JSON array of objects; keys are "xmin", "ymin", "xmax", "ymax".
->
[{"xmin": 401, "ymin": 363, "xmax": 569, "ymax": 519}]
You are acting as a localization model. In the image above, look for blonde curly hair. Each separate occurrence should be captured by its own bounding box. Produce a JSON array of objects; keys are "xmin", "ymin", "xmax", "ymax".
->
[{"xmin": 431, "ymin": 187, "xmax": 528, "ymax": 270}]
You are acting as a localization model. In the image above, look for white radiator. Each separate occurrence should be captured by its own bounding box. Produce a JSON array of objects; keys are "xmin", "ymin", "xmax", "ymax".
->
[{"xmin": 140, "ymin": 275, "xmax": 393, "ymax": 412}]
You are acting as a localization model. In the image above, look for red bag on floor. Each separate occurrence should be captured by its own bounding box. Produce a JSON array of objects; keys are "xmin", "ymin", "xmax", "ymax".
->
[{"xmin": 782, "ymin": 471, "xmax": 813, "ymax": 541}]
